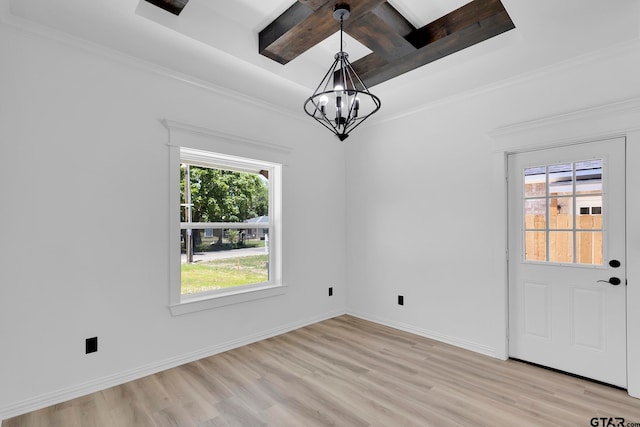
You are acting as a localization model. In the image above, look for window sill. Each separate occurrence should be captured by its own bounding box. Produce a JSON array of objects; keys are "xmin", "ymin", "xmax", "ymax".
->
[{"xmin": 169, "ymin": 283, "xmax": 287, "ymax": 316}]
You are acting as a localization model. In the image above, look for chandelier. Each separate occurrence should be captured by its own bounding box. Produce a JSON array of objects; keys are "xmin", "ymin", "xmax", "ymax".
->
[{"xmin": 303, "ymin": 4, "xmax": 381, "ymax": 141}]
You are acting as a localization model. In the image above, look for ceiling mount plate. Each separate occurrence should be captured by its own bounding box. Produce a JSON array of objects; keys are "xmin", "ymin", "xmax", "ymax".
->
[{"xmin": 333, "ymin": 4, "xmax": 351, "ymax": 21}]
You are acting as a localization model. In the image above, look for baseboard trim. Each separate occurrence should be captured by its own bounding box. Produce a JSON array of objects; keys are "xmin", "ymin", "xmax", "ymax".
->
[
  {"xmin": 0, "ymin": 309, "xmax": 346, "ymax": 421},
  {"xmin": 346, "ymin": 309, "xmax": 499, "ymax": 359},
  {"xmin": 0, "ymin": 308, "xmax": 501, "ymax": 421}
]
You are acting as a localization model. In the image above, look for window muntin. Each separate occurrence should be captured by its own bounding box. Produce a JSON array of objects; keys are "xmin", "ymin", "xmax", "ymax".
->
[{"xmin": 523, "ymin": 159, "xmax": 604, "ymax": 265}]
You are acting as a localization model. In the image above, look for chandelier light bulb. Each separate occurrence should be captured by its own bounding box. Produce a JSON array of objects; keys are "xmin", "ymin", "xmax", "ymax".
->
[{"xmin": 319, "ymin": 95, "xmax": 329, "ymax": 114}]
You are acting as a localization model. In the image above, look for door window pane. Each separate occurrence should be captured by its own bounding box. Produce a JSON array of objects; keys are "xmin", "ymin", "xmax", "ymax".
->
[
  {"xmin": 576, "ymin": 160, "xmax": 602, "ymax": 195},
  {"xmin": 548, "ymin": 164, "xmax": 573, "ymax": 196},
  {"xmin": 576, "ymin": 231, "xmax": 603, "ymax": 265},
  {"xmin": 525, "ymin": 231, "xmax": 546, "ymax": 261},
  {"xmin": 549, "ymin": 197, "xmax": 573, "ymax": 229},
  {"xmin": 549, "ymin": 231, "xmax": 573, "ymax": 263},
  {"xmin": 525, "ymin": 199, "xmax": 546, "ymax": 229},
  {"xmin": 524, "ymin": 167, "xmax": 546, "ymax": 197},
  {"xmin": 577, "ymin": 196, "xmax": 603, "ymax": 230}
]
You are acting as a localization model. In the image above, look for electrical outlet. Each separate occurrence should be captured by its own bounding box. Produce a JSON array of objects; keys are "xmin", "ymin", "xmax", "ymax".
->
[
  {"xmin": 398, "ymin": 295, "xmax": 404, "ymax": 306},
  {"xmin": 86, "ymin": 337, "xmax": 98, "ymax": 354},
  {"xmin": 328, "ymin": 287, "xmax": 333, "ymax": 296}
]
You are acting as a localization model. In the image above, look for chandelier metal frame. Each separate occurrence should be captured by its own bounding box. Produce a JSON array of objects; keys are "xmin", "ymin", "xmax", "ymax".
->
[{"xmin": 303, "ymin": 4, "xmax": 381, "ymax": 141}]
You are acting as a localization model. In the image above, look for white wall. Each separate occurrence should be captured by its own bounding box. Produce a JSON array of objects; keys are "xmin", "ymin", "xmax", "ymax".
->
[
  {"xmin": 345, "ymin": 40, "xmax": 640, "ymax": 395},
  {"xmin": 0, "ymin": 21, "xmax": 347, "ymax": 417}
]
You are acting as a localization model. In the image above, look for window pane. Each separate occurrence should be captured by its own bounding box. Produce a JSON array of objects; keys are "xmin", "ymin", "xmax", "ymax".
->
[
  {"xmin": 181, "ymin": 228, "xmax": 269, "ymax": 295},
  {"xmin": 524, "ymin": 167, "xmax": 546, "ymax": 197},
  {"xmin": 549, "ymin": 197, "xmax": 573, "ymax": 229},
  {"xmin": 549, "ymin": 231, "xmax": 573, "ymax": 263},
  {"xmin": 525, "ymin": 231, "xmax": 546, "ymax": 261},
  {"xmin": 524, "ymin": 199, "xmax": 546, "ymax": 229},
  {"xmin": 577, "ymin": 196, "xmax": 603, "ymax": 230},
  {"xmin": 576, "ymin": 231, "xmax": 603, "ymax": 265},
  {"xmin": 548, "ymin": 163, "xmax": 573, "ymax": 196},
  {"xmin": 576, "ymin": 160, "xmax": 602, "ymax": 195}
]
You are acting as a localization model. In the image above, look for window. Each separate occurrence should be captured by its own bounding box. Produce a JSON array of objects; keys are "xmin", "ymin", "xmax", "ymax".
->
[
  {"xmin": 579, "ymin": 206, "xmax": 602, "ymax": 215},
  {"xmin": 169, "ymin": 147, "xmax": 283, "ymax": 315},
  {"xmin": 523, "ymin": 159, "xmax": 603, "ymax": 265}
]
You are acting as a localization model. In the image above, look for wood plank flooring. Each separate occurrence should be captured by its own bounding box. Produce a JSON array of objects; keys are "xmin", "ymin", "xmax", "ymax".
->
[{"xmin": 4, "ymin": 315, "xmax": 640, "ymax": 426}]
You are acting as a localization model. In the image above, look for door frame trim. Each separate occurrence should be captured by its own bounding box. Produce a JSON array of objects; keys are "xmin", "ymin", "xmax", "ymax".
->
[{"xmin": 489, "ymin": 96, "xmax": 640, "ymax": 398}]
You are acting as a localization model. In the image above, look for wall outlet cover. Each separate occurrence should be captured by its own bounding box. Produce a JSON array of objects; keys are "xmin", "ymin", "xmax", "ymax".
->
[{"xmin": 86, "ymin": 337, "xmax": 98, "ymax": 354}]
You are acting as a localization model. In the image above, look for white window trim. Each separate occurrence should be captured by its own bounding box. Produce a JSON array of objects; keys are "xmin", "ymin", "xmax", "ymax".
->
[{"xmin": 168, "ymin": 146, "xmax": 284, "ymax": 315}]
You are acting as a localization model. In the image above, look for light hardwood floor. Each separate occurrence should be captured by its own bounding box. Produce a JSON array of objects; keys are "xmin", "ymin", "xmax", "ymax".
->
[{"xmin": 3, "ymin": 315, "xmax": 640, "ymax": 426}]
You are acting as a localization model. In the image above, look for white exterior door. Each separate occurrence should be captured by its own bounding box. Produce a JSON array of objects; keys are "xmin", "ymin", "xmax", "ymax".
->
[{"xmin": 508, "ymin": 138, "xmax": 627, "ymax": 387}]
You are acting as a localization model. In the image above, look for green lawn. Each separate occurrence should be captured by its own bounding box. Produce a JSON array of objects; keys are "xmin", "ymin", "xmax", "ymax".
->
[{"xmin": 181, "ymin": 254, "xmax": 268, "ymax": 294}]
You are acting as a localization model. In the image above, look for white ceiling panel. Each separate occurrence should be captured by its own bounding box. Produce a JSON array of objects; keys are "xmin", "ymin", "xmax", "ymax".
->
[{"xmin": 387, "ymin": 0, "xmax": 471, "ymax": 28}]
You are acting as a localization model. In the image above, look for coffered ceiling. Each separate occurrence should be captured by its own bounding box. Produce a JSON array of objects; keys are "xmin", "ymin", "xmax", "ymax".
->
[
  {"xmin": 256, "ymin": 0, "xmax": 515, "ymax": 89},
  {"xmin": 4, "ymin": 0, "xmax": 640, "ymax": 119}
]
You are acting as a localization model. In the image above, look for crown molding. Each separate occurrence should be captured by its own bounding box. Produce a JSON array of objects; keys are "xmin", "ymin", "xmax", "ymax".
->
[{"xmin": 372, "ymin": 37, "xmax": 640, "ymax": 126}]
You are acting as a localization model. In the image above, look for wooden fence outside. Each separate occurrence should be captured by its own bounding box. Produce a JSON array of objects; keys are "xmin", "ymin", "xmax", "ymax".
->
[{"xmin": 525, "ymin": 213, "xmax": 603, "ymax": 264}]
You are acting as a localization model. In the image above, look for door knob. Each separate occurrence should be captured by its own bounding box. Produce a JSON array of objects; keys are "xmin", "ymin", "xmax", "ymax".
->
[
  {"xmin": 597, "ymin": 277, "xmax": 622, "ymax": 286},
  {"xmin": 609, "ymin": 259, "xmax": 621, "ymax": 268}
]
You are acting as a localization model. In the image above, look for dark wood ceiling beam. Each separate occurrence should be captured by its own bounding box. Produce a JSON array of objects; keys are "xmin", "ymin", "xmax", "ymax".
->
[
  {"xmin": 405, "ymin": 0, "xmax": 509, "ymax": 49},
  {"xmin": 143, "ymin": 0, "xmax": 189, "ymax": 16},
  {"xmin": 259, "ymin": 0, "xmax": 515, "ymax": 87},
  {"xmin": 259, "ymin": 0, "xmax": 388, "ymax": 65},
  {"xmin": 259, "ymin": 2, "xmax": 316, "ymax": 63},
  {"xmin": 352, "ymin": 2, "xmax": 514, "ymax": 87},
  {"xmin": 370, "ymin": 2, "xmax": 415, "ymax": 38},
  {"xmin": 346, "ymin": 9, "xmax": 416, "ymax": 62}
]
